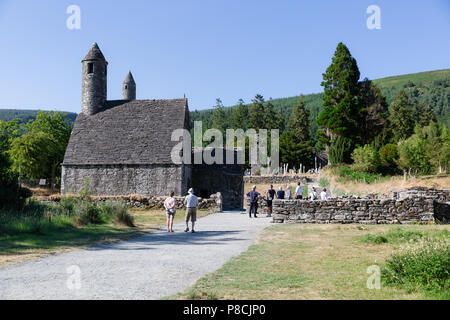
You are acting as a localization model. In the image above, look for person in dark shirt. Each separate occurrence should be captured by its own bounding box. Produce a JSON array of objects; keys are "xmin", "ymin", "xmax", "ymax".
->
[
  {"xmin": 266, "ymin": 185, "xmax": 276, "ymax": 217},
  {"xmin": 276, "ymin": 186, "xmax": 285, "ymax": 200},
  {"xmin": 246, "ymin": 185, "xmax": 260, "ymax": 218}
]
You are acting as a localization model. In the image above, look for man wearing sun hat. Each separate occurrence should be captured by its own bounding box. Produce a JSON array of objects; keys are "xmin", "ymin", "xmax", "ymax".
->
[{"xmin": 184, "ymin": 188, "xmax": 199, "ymax": 233}]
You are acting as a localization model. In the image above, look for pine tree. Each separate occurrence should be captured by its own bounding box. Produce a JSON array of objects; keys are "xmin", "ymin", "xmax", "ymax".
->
[
  {"xmin": 230, "ymin": 99, "xmax": 248, "ymax": 130},
  {"xmin": 389, "ymin": 90, "xmax": 415, "ymax": 142},
  {"xmin": 288, "ymin": 95, "xmax": 310, "ymax": 142},
  {"xmin": 263, "ymin": 98, "xmax": 284, "ymax": 131},
  {"xmin": 211, "ymin": 98, "xmax": 226, "ymax": 134},
  {"xmin": 248, "ymin": 94, "xmax": 266, "ymax": 130}
]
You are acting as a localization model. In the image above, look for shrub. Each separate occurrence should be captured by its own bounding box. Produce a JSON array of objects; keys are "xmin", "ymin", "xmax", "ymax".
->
[
  {"xmin": 362, "ymin": 234, "xmax": 388, "ymax": 244},
  {"xmin": 382, "ymin": 239, "xmax": 450, "ymax": 297},
  {"xmin": 59, "ymin": 196, "xmax": 79, "ymax": 215},
  {"xmin": 351, "ymin": 144, "xmax": 381, "ymax": 173},
  {"xmin": 379, "ymin": 144, "xmax": 399, "ymax": 169},
  {"xmin": 332, "ymin": 166, "xmax": 382, "ymax": 184},
  {"xmin": 75, "ymin": 201, "xmax": 104, "ymax": 225},
  {"xmin": 79, "ymin": 176, "xmax": 93, "ymax": 198},
  {"xmin": 98, "ymin": 200, "xmax": 135, "ymax": 227}
]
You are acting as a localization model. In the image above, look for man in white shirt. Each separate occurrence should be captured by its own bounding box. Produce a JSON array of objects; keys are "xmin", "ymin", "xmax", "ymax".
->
[
  {"xmin": 295, "ymin": 182, "xmax": 303, "ymax": 199},
  {"xmin": 184, "ymin": 188, "xmax": 199, "ymax": 233},
  {"xmin": 320, "ymin": 188, "xmax": 328, "ymax": 200}
]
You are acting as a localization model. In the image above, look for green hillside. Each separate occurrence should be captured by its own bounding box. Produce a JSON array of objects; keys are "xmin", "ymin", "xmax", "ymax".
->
[
  {"xmin": 191, "ymin": 69, "xmax": 450, "ymax": 132},
  {"xmin": 0, "ymin": 109, "xmax": 77, "ymax": 123}
]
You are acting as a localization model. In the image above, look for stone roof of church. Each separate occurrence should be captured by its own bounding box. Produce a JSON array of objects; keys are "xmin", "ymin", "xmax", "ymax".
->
[{"xmin": 63, "ymin": 98, "xmax": 190, "ymax": 165}]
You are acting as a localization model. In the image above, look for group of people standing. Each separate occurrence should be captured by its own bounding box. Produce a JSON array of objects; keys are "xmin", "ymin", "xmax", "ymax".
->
[{"xmin": 246, "ymin": 183, "xmax": 329, "ymax": 218}]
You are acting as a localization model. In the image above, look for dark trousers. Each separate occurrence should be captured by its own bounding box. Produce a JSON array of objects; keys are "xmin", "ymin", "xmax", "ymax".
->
[
  {"xmin": 296, "ymin": 195, "xmax": 303, "ymax": 200},
  {"xmin": 249, "ymin": 202, "xmax": 258, "ymax": 217}
]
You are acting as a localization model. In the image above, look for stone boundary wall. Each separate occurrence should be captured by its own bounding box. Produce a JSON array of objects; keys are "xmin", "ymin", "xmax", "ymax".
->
[
  {"xmin": 244, "ymin": 175, "xmax": 309, "ymax": 185},
  {"xmin": 39, "ymin": 193, "xmax": 223, "ymax": 212},
  {"xmin": 272, "ymin": 197, "xmax": 436, "ymax": 224},
  {"xmin": 270, "ymin": 189, "xmax": 450, "ymax": 224}
]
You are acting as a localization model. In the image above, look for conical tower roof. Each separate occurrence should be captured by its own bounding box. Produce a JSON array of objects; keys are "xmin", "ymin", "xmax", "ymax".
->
[
  {"xmin": 123, "ymin": 71, "xmax": 135, "ymax": 84},
  {"xmin": 82, "ymin": 42, "xmax": 107, "ymax": 62}
]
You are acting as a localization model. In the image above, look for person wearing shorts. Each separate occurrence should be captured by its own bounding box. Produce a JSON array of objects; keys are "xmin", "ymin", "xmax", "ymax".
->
[
  {"xmin": 184, "ymin": 188, "xmax": 198, "ymax": 233},
  {"xmin": 266, "ymin": 185, "xmax": 276, "ymax": 217},
  {"xmin": 163, "ymin": 191, "xmax": 176, "ymax": 232}
]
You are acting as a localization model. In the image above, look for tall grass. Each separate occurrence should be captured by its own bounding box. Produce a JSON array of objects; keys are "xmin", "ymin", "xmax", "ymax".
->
[
  {"xmin": 0, "ymin": 198, "xmax": 135, "ymax": 237},
  {"xmin": 382, "ymin": 238, "xmax": 450, "ymax": 298}
]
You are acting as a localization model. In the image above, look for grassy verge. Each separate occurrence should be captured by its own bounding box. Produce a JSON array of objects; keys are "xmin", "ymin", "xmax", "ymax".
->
[
  {"xmin": 0, "ymin": 199, "xmax": 212, "ymax": 268},
  {"xmin": 173, "ymin": 224, "xmax": 450, "ymax": 300}
]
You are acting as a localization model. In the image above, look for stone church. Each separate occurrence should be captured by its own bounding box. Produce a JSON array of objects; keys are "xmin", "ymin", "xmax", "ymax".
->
[{"xmin": 62, "ymin": 43, "xmax": 243, "ymax": 209}]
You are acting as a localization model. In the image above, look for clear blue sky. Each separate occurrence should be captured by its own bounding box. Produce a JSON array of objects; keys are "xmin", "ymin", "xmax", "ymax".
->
[{"xmin": 0, "ymin": 0, "xmax": 449, "ymax": 113}]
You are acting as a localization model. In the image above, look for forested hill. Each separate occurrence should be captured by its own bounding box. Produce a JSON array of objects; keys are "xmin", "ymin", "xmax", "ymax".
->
[
  {"xmin": 1, "ymin": 69, "xmax": 448, "ymax": 128},
  {"xmin": 190, "ymin": 68, "xmax": 450, "ymax": 130},
  {"xmin": 0, "ymin": 109, "xmax": 77, "ymax": 123}
]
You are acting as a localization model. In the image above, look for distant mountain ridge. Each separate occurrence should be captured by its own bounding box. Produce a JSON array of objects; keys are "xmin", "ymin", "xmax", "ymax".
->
[{"xmin": 0, "ymin": 109, "xmax": 77, "ymax": 123}]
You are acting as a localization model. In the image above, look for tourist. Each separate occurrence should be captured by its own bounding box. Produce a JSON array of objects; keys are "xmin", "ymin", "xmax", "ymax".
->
[
  {"xmin": 285, "ymin": 185, "xmax": 292, "ymax": 199},
  {"xmin": 184, "ymin": 188, "xmax": 198, "ymax": 233},
  {"xmin": 246, "ymin": 185, "xmax": 260, "ymax": 218},
  {"xmin": 164, "ymin": 191, "xmax": 177, "ymax": 232},
  {"xmin": 310, "ymin": 187, "xmax": 318, "ymax": 200},
  {"xmin": 277, "ymin": 186, "xmax": 285, "ymax": 200},
  {"xmin": 295, "ymin": 182, "xmax": 303, "ymax": 199},
  {"xmin": 320, "ymin": 188, "xmax": 328, "ymax": 200},
  {"xmin": 266, "ymin": 185, "xmax": 276, "ymax": 218}
]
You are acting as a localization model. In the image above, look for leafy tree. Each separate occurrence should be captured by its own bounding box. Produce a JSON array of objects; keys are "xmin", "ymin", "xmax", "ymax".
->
[
  {"xmin": 379, "ymin": 144, "xmax": 399, "ymax": 172},
  {"xmin": 316, "ymin": 42, "xmax": 363, "ymax": 156},
  {"xmin": 288, "ymin": 95, "xmax": 310, "ymax": 142},
  {"xmin": 351, "ymin": 144, "xmax": 381, "ymax": 173},
  {"xmin": 389, "ymin": 90, "xmax": 415, "ymax": 142},
  {"xmin": 8, "ymin": 111, "xmax": 72, "ymax": 189},
  {"xmin": 248, "ymin": 94, "xmax": 266, "ymax": 130},
  {"xmin": 397, "ymin": 133, "xmax": 432, "ymax": 176}
]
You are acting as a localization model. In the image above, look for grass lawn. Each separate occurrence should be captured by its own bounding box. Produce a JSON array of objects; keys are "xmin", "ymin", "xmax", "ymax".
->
[
  {"xmin": 0, "ymin": 207, "xmax": 212, "ymax": 268},
  {"xmin": 174, "ymin": 223, "xmax": 450, "ymax": 300}
]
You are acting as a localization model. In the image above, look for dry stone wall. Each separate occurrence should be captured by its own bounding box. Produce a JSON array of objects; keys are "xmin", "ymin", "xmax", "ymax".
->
[
  {"xmin": 270, "ymin": 189, "xmax": 450, "ymax": 224},
  {"xmin": 40, "ymin": 193, "xmax": 223, "ymax": 212}
]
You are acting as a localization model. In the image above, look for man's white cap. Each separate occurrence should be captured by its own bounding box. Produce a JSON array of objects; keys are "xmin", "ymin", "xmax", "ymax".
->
[{"xmin": 188, "ymin": 188, "xmax": 194, "ymax": 194}]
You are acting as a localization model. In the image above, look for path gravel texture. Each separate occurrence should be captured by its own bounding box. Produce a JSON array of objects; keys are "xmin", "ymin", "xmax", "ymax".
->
[{"xmin": 0, "ymin": 211, "xmax": 270, "ymax": 300}]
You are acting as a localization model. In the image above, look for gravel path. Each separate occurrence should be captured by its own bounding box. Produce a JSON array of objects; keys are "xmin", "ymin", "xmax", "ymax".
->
[{"xmin": 0, "ymin": 211, "xmax": 270, "ymax": 300}]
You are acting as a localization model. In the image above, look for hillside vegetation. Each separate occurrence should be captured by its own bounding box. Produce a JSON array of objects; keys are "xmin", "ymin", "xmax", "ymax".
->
[
  {"xmin": 190, "ymin": 68, "xmax": 450, "ymax": 133},
  {"xmin": 0, "ymin": 109, "xmax": 77, "ymax": 123}
]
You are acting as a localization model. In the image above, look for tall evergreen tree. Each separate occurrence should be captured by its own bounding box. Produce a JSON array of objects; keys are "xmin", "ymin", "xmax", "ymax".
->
[
  {"xmin": 316, "ymin": 42, "xmax": 363, "ymax": 163},
  {"xmin": 288, "ymin": 95, "xmax": 310, "ymax": 142},
  {"xmin": 263, "ymin": 98, "xmax": 284, "ymax": 131},
  {"xmin": 389, "ymin": 90, "xmax": 415, "ymax": 142},
  {"xmin": 415, "ymin": 102, "xmax": 437, "ymax": 127},
  {"xmin": 358, "ymin": 79, "xmax": 389, "ymax": 145},
  {"xmin": 211, "ymin": 98, "xmax": 226, "ymax": 134},
  {"xmin": 248, "ymin": 94, "xmax": 266, "ymax": 130},
  {"xmin": 230, "ymin": 99, "xmax": 248, "ymax": 130}
]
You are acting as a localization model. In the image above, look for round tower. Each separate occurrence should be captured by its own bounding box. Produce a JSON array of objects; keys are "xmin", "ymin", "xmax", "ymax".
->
[
  {"xmin": 122, "ymin": 71, "xmax": 136, "ymax": 101},
  {"xmin": 81, "ymin": 43, "xmax": 108, "ymax": 115}
]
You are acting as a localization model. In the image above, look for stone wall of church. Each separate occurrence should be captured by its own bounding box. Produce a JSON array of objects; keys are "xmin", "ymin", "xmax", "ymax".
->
[{"xmin": 61, "ymin": 164, "xmax": 187, "ymax": 196}]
